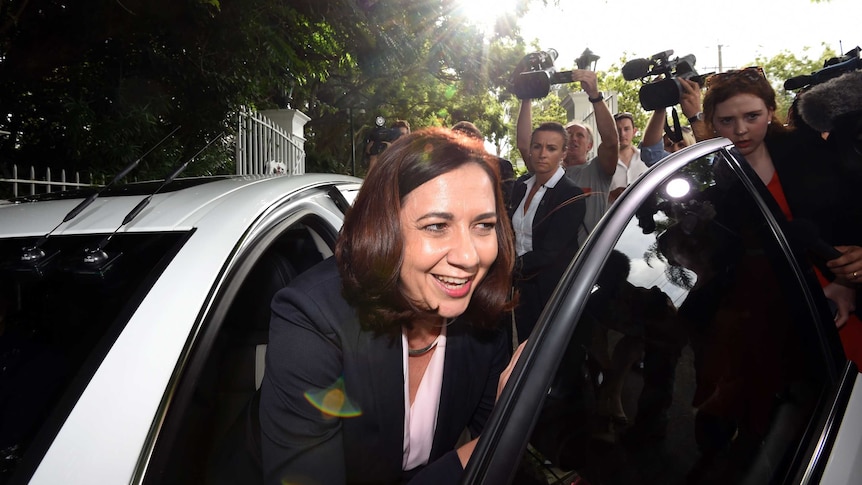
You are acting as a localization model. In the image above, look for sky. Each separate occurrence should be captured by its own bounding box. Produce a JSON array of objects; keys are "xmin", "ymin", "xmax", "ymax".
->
[{"xmin": 514, "ymin": 0, "xmax": 860, "ymax": 74}]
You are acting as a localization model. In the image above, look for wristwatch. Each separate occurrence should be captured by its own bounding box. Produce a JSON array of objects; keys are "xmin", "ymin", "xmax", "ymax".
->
[
  {"xmin": 588, "ymin": 92, "xmax": 604, "ymax": 103},
  {"xmin": 686, "ymin": 111, "xmax": 704, "ymax": 124}
]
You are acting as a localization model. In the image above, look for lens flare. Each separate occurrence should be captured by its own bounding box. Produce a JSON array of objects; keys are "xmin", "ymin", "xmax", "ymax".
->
[{"xmin": 304, "ymin": 376, "xmax": 362, "ymax": 418}]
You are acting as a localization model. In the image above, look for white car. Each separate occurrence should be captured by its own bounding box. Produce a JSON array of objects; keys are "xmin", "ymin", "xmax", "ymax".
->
[
  {"xmin": 0, "ymin": 174, "xmax": 360, "ymax": 484},
  {"xmin": 3, "ymin": 139, "xmax": 862, "ymax": 485}
]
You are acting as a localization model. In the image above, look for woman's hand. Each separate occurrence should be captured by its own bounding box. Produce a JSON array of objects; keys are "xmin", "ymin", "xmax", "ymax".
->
[
  {"xmin": 828, "ymin": 245, "xmax": 862, "ymax": 284},
  {"xmin": 457, "ymin": 340, "xmax": 527, "ymax": 468},
  {"xmin": 823, "ymin": 281, "xmax": 857, "ymax": 328},
  {"xmin": 571, "ymin": 69, "xmax": 599, "ymax": 99},
  {"xmin": 498, "ymin": 340, "xmax": 527, "ymax": 400},
  {"xmin": 678, "ymin": 78, "xmax": 703, "ymax": 119}
]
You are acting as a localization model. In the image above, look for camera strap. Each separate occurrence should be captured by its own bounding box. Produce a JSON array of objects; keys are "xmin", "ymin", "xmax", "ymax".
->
[{"xmin": 664, "ymin": 108, "xmax": 684, "ymax": 143}]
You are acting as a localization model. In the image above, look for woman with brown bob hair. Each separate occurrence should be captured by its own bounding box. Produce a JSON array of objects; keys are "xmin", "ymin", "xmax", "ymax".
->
[
  {"xmin": 260, "ymin": 127, "xmax": 522, "ymax": 485},
  {"xmin": 338, "ymin": 127, "xmax": 515, "ymax": 332}
]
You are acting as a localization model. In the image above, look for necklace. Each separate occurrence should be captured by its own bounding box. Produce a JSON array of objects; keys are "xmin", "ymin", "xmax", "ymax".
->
[{"xmin": 408, "ymin": 336, "xmax": 439, "ymax": 357}]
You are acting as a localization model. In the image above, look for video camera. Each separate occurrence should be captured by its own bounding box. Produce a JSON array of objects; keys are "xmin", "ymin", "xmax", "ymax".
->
[
  {"xmin": 784, "ymin": 46, "xmax": 862, "ymax": 90},
  {"xmin": 366, "ymin": 116, "xmax": 405, "ymax": 156},
  {"xmin": 511, "ymin": 49, "xmax": 574, "ymax": 100},
  {"xmin": 622, "ymin": 50, "xmax": 713, "ymax": 111}
]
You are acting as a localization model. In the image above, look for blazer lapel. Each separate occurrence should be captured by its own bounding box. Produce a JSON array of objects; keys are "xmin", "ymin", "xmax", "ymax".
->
[
  {"xmin": 533, "ymin": 183, "xmax": 555, "ymax": 229},
  {"xmin": 430, "ymin": 324, "xmax": 468, "ymax": 458},
  {"xmin": 363, "ymin": 331, "xmax": 405, "ymax": 472},
  {"xmin": 509, "ymin": 182, "xmax": 527, "ymax": 218}
]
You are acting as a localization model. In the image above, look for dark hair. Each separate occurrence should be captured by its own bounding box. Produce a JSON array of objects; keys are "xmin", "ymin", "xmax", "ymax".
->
[
  {"xmin": 613, "ymin": 112, "xmax": 635, "ymax": 124},
  {"xmin": 336, "ymin": 127, "xmax": 515, "ymax": 333},
  {"xmin": 391, "ymin": 119, "xmax": 411, "ymax": 132},
  {"xmin": 703, "ymin": 68, "xmax": 787, "ymax": 136},
  {"xmin": 451, "ymin": 120, "xmax": 483, "ymax": 140},
  {"xmin": 532, "ymin": 121, "xmax": 568, "ymax": 150}
]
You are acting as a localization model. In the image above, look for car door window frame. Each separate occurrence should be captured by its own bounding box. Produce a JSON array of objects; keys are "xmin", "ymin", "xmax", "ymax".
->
[
  {"xmin": 465, "ymin": 138, "xmax": 857, "ymax": 485},
  {"xmin": 135, "ymin": 189, "xmax": 342, "ymax": 485}
]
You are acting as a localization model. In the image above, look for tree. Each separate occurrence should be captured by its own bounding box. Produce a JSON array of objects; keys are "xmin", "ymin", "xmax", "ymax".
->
[
  {"xmin": 752, "ymin": 44, "xmax": 838, "ymax": 119},
  {"xmin": 0, "ymin": 0, "xmax": 532, "ymax": 183},
  {"xmin": 598, "ymin": 56, "xmax": 649, "ymax": 145}
]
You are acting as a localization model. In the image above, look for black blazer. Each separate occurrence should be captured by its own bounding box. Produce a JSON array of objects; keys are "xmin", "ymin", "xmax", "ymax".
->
[
  {"xmin": 767, "ymin": 130, "xmax": 862, "ymax": 247},
  {"xmin": 259, "ymin": 258, "xmax": 508, "ymax": 485},
  {"xmin": 508, "ymin": 174, "xmax": 586, "ymax": 298},
  {"xmin": 509, "ymin": 176, "xmax": 586, "ymax": 289}
]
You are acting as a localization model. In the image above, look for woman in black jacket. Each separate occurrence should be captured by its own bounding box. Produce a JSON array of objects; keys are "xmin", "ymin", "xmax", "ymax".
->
[{"xmin": 509, "ymin": 121, "xmax": 586, "ymax": 342}]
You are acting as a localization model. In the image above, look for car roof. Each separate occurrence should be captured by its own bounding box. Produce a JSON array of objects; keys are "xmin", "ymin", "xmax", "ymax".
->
[{"xmin": 0, "ymin": 173, "xmax": 361, "ymax": 238}]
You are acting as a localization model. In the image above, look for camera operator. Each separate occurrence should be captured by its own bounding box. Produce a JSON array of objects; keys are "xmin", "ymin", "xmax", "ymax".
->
[
  {"xmin": 638, "ymin": 78, "xmax": 707, "ymax": 166},
  {"xmin": 516, "ymin": 69, "xmax": 618, "ymax": 246},
  {"xmin": 797, "ymin": 69, "xmax": 862, "ymax": 288},
  {"xmin": 365, "ymin": 119, "xmax": 411, "ymax": 170}
]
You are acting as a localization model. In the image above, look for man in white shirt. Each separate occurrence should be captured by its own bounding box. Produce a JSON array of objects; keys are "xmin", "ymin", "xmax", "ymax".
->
[{"xmin": 610, "ymin": 112, "xmax": 649, "ymax": 199}]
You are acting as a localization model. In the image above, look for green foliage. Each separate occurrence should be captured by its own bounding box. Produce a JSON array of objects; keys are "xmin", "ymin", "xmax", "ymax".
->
[
  {"xmin": 0, "ymin": 0, "xmax": 532, "ymax": 181},
  {"xmin": 752, "ymin": 44, "xmax": 838, "ymax": 120},
  {"xmin": 598, "ymin": 57, "xmax": 650, "ymax": 144},
  {"xmin": 0, "ymin": 0, "xmax": 841, "ymax": 184},
  {"xmin": 502, "ymin": 91, "xmax": 567, "ymax": 164}
]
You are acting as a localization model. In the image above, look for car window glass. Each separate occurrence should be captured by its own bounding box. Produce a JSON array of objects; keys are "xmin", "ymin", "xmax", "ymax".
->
[
  {"xmin": 0, "ymin": 232, "xmax": 187, "ymax": 484},
  {"xmin": 514, "ymin": 151, "xmax": 833, "ymax": 485}
]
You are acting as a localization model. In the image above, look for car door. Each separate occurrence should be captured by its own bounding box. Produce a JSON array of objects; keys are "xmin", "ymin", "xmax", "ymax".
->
[
  {"xmin": 132, "ymin": 183, "xmax": 352, "ymax": 485},
  {"xmin": 465, "ymin": 138, "xmax": 861, "ymax": 485}
]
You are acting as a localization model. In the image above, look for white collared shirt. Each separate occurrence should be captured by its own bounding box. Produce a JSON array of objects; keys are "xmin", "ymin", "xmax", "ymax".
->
[
  {"xmin": 512, "ymin": 166, "xmax": 566, "ymax": 256},
  {"xmin": 610, "ymin": 146, "xmax": 649, "ymax": 191},
  {"xmin": 401, "ymin": 326, "xmax": 447, "ymax": 470}
]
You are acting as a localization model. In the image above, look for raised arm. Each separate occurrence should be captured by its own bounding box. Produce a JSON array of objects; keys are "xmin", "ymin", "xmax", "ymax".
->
[
  {"xmin": 679, "ymin": 78, "xmax": 709, "ymax": 142},
  {"xmin": 573, "ymin": 69, "xmax": 618, "ymax": 177},
  {"xmin": 642, "ymin": 108, "xmax": 666, "ymax": 148},
  {"xmin": 516, "ymin": 98, "xmax": 532, "ymax": 163}
]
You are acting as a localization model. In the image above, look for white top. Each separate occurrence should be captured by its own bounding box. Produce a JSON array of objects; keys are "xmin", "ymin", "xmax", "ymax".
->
[
  {"xmin": 512, "ymin": 167, "xmax": 566, "ymax": 256},
  {"xmin": 610, "ymin": 147, "xmax": 649, "ymax": 191},
  {"xmin": 401, "ymin": 326, "xmax": 447, "ymax": 470}
]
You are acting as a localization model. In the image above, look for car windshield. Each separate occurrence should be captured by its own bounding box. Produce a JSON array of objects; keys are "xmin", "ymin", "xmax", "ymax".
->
[{"xmin": 0, "ymin": 231, "xmax": 188, "ymax": 482}]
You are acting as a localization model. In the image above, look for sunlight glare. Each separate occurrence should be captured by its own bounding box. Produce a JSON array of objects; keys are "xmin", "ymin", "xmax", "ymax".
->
[{"xmin": 453, "ymin": 0, "xmax": 518, "ymax": 33}]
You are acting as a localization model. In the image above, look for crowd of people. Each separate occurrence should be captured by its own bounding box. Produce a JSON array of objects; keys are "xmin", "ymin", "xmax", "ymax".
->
[{"xmin": 253, "ymin": 59, "xmax": 862, "ymax": 484}]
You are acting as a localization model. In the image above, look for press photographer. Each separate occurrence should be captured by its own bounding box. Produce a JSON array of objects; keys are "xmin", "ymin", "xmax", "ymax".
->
[
  {"xmin": 622, "ymin": 50, "xmax": 713, "ymax": 111},
  {"xmin": 365, "ymin": 117, "xmax": 409, "ymax": 156},
  {"xmin": 511, "ymin": 48, "xmax": 577, "ymax": 100},
  {"xmin": 364, "ymin": 117, "xmax": 410, "ymax": 170}
]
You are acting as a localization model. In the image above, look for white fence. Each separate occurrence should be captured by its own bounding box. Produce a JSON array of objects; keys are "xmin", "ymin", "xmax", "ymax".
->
[
  {"xmin": 0, "ymin": 164, "xmax": 97, "ymax": 198},
  {"xmin": 1, "ymin": 109, "xmax": 308, "ymax": 198},
  {"xmin": 235, "ymin": 108, "xmax": 305, "ymax": 176}
]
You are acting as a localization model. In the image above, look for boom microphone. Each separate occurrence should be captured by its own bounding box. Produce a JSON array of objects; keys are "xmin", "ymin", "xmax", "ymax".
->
[
  {"xmin": 798, "ymin": 70, "xmax": 862, "ymax": 132},
  {"xmin": 622, "ymin": 58, "xmax": 652, "ymax": 80}
]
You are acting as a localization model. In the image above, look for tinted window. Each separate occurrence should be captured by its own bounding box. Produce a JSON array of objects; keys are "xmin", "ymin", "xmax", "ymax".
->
[
  {"xmin": 0, "ymin": 232, "xmax": 187, "ymax": 483},
  {"xmin": 515, "ymin": 151, "xmax": 834, "ymax": 484}
]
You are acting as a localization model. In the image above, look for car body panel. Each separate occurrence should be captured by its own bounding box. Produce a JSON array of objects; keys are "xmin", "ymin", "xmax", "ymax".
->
[
  {"xmin": 819, "ymin": 372, "xmax": 862, "ymax": 484},
  {"xmin": 0, "ymin": 174, "xmax": 358, "ymax": 236},
  {"xmin": 0, "ymin": 174, "xmax": 359, "ymax": 484}
]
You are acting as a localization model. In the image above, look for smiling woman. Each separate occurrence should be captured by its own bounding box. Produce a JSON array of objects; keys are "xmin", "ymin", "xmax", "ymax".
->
[{"xmin": 259, "ymin": 127, "xmax": 521, "ymax": 485}]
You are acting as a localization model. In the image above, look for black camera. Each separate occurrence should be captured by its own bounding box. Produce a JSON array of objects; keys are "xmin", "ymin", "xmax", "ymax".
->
[
  {"xmin": 511, "ymin": 49, "xmax": 574, "ymax": 100},
  {"xmin": 366, "ymin": 116, "xmax": 405, "ymax": 155},
  {"xmin": 622, "ymin": 50, "xmax": 713, "ymax": 111},
  {"xmin": 784, "ymin": 46, "xmax": 862, "ymax": 90}
]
